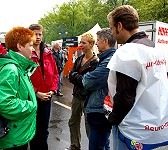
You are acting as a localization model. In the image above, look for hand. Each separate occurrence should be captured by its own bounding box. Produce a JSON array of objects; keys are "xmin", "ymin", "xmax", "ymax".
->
[
  {"xmin": 36, "ymin": 91, "xmax": 52, "ymax": 101},
  {"xmin": 69, "ymin": 72, "xmax": 79, "ymax": 84}
]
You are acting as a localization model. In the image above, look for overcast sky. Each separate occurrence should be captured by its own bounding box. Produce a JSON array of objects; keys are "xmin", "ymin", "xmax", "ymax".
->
[{"xmin": 0, "ymin": 0, "xmax": 69, "ymax": 32}]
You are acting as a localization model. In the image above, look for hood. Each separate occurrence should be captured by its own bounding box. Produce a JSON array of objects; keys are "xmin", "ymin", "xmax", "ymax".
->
[
  {"xmin": 0, "ymin": 50, "xmax": 38, "ymax": 76},
  {"xmin": 0, "ymin": 54, "xmax": 17, "ymax": 68}
]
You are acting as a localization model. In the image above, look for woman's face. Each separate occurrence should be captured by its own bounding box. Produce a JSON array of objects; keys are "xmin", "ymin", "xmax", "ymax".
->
[{"xmin": 79, "ymin": 37, "xmax": 94, "ymax": 53}]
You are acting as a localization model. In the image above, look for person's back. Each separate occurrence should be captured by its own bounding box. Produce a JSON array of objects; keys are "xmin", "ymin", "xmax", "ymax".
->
[
  {"xmin": 0, "ymin": 27, "xmax": 37, "ymax": 150},
  {"xmin": 107, "ymin": 5, "xmax": 168, "ymax": 150}
]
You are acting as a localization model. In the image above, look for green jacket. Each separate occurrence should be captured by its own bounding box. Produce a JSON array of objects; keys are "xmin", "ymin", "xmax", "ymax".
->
[{"xmin": 0, "ymin": 50, "xmax": 38, "ymax": 149}]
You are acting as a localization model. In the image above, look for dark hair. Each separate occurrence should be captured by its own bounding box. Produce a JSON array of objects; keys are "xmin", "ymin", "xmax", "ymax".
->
[
  {"xmin": 28, "ymin": 24, "xmax": 43, "ymax": 31},
  {"xmin": 107, "ymin": 5, "xmax": 139, "ymax": 31},
  {"xmin": 96, "ymin": 28, "xmax": 116, "ymax": 47}
]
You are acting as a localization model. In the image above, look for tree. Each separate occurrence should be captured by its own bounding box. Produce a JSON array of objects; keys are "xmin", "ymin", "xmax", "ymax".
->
[
  {"xmin": 39, "ymin": 0, "xmax": 111, "ymax": 43},
  {"xmin": 127, "ymin": 0, "xmax": 168, "ymax": 22},
  {"xmin": 38, "ymin": 0, "xmax": 168, "ymax": 44}
]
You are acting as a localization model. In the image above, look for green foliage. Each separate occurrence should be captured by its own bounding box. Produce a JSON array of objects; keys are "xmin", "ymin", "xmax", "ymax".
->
[
  {"xmin": 126, "ymin": 0, "xmax": 168, "ymax": 22},
  {"xmin": 38, "ymin": 0, "xmax": 168, "ymax": 44}
]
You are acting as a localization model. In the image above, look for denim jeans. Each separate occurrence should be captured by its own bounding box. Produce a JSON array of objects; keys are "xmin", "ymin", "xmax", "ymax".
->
[
  {"xmin": 112, "ymin": 125, "xmax": 129, "ymax": 150},
  {"xmin": 105, "ymin": 138, "xmax": 110, "ymax": 150},
  {"xmin": 89, "ymin": 124, "xmax": 111, "ymax": 150},
  {"xmin": 30, "ymin": 98, "xmax": 51, "ymax": 150},
  {"xmin": 57, "ymin": 72, "xmax": 62, "ymax": 92},
  {"xmin": 87, "ymin": 113, "xmax": 112, "ymax": 150}
]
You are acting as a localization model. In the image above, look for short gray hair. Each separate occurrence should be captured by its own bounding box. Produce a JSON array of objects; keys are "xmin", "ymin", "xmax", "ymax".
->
[{"xmin": 96, "ymin": 28, "xmax": 116, "ymax": 47}]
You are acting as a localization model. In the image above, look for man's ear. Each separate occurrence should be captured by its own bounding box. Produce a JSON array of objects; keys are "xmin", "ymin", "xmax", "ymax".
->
[
  {"xmin": 17, "ymin": 43, "xmax": 22, "ymax": 51},
  {"xmin": 104, "ymin": 37, "xmax": 108, "ymax": 44},
  {"xmin": 117, "ymin": 22, "xmax": 123, "ymax": 32}
]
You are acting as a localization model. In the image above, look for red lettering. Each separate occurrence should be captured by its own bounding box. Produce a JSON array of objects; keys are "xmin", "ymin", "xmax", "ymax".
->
[
  {"xmin": 146, "ymin": 59, "xmax": 166, "ymax": 69},
  {"xmin": 150, "ymin": 127, "xmax": 155, "ymax": 131},
  {"xmin": 157, "ymin": 38, "xmax": 168, "ymax": 44},
  {"xmin": 165, "ymin": 122, "xmax": 168, "ymax": 127},
  {"xmin": 155, "ymin": 127, "xmax": 159, "ymax": 131},
  {"xmin": 145, "ymin": 125, "xmax": 149, "ymax": 130},
  {"xmin": 135, "ymin": 143, "xmax": 143, "ymax": 150},
  {"xmin": 158, "ymin": 27, "xmax": 168, "ymax": 36},
  {"xmin": 158, "ymin": 27, "xmax": 164, "ymax": 36},
  {"xmin": 145, "ymin": 121, "xmax": 168, "ymax": 131},
  {"xmin": 146, "ymin": 62, "xmax": 152, "ymax": 69}
]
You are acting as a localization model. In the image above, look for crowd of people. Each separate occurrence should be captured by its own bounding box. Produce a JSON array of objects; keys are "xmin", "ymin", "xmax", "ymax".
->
[{"xmin": 1, "ymin": 4, "xmax": 168, "ymax": 150}]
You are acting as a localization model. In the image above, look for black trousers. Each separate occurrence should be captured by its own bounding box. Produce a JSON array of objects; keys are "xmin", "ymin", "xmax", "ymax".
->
[
  {"xmin": 29, "ymin": 98, "xmax": 51, "ymax": 150},
  {"xmin": 4, "ymin": 144, "xmax": 28, "ymax": 150}
]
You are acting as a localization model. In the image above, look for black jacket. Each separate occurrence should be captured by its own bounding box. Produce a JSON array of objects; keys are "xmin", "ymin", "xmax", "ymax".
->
[
  {"xmin": 69, "ymin": 54, "xmax": 98, "ymax": 100},
  {"xmin": 52, "ymin": 49, "xmax": 64, "ymax": 74}
]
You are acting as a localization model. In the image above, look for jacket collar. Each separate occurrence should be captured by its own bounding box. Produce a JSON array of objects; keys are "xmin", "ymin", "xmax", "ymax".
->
[
  {"xmin": 98, "ymin": 47, "xmax": 116, "ymax": 61},
  {"xmin": 7, "ymin": 50, "xmax": 38, "ymax": 76},
  {"xmin": 125, "ymin": 31, "xmax": 146, "ymax": 43}
]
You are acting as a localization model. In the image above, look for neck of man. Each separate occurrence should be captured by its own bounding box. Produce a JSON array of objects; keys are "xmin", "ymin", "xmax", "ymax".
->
[
  {"xmin": 84, "ymin": 49, "xmax": 94, "ymax": 59},
  {"xmin": 54, "ymin": 49, "xmax": 59, "ymax": 52},
  {"xmin": 33, "ymin": 44, "xmax": 40, "ymax": 52},
  {"xmin": 124, "ymin": 28, "xmax": 139, "ymax": 43},
  {"xmin": 105, "ymin": 45, "xmax": 111, "ymax": 50}
]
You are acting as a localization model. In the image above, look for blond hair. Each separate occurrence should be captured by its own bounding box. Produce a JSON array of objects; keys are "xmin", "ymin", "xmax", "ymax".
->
[{"xmin": 81, "ymin": 33, "xmax": 95, "ymax": 44}]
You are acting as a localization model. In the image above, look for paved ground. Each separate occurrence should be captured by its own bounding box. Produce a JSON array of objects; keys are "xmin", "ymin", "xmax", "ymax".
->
[
  {"xmin": 47, "ymin": 77, "xmax": 89, "ymax": 150},
  {"xmin": 30, "ymin": 77, "xmax": 168, "ymax": 150}
]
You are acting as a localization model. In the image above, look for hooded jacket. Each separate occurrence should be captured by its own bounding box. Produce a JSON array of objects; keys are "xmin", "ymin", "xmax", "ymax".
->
[
  {"xmin": 30, "ymin": 42, "xmax": 59, "ymax": 93},
  {"xmin": 0, "ymin": 50, "xmax": 38, "ymax": 149},
  {"xmin": 0, "ymin": 44, "xmax": 6, "ymax": 54}
]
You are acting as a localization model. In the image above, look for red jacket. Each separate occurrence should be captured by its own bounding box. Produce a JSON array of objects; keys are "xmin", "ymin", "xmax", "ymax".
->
[
  {"xmin": 30, "ymin": 45, "xmax": 59, "ymax": 93},
  {"xmin": 0, "ymin": 44, "xmax": 7, "ymax": 54}
]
